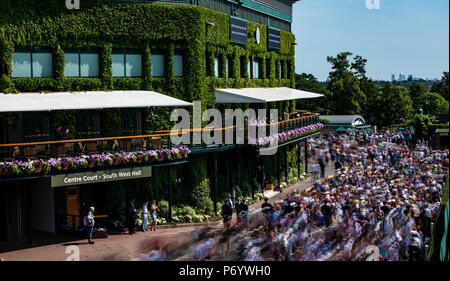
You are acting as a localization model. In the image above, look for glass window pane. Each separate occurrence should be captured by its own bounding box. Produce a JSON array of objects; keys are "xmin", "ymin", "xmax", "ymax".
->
[
  {"xmin": 32, "ymin": 52, "xmax": 53, "ymax": 77},
  {"xmin": 214, "ymin": 57, "xmax": 219, "ymax": 78},
  {"xmin": 248, "ymin": 58, "xmax": 251, "ymax": 78},
  {"xmin": 151, "ymin": 54, "xmax": 164, "ymax": 77},
  {"xmin": 173, "ymin": 54, "xmax": 183, "ymax": 77},
  {"xmin": 80, "ymin": 53, "xmax": 99, "ymax": 77},
  {"xmin": 112, "ymin": 53, "xmax": 125, "ymax": 77},
  {"xmin": 226, "ymin": 58, "xmax": 229, "ymax": 78},
  {"xmin": 64, "ymin": 53, "xmax": 79, "ymax": 77},
  {"xmin": 12, "ymin": 52, "xmax": 32, "ymax": 78},
  {"xmin": 253, "ymin": 58, "xmax": 259, "ymax": 79},
  {"xmin": 125, "ymin": 54, "xmax": 142, "ymax": 77}
]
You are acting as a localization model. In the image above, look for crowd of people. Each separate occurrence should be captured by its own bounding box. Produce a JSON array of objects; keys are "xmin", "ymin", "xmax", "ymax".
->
[{"xmin": 132, "ymin": 128, "xmax": 448, "ymax": 261}]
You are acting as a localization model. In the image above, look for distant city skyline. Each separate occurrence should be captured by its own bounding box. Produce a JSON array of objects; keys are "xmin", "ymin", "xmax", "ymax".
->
[{"xmin": 292, "ymin": 0, "xmax": 449, "ymax": 82}]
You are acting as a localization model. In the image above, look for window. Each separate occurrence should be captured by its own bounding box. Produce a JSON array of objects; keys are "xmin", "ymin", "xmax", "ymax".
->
[
  {"xmin": 253, "ymin": 58, "xmax": 260, "ymax": 79},
  {"xmin": 287, "ymin": 61, "xmax": 291, "ymax": 79},
  {"xmin": 214, "ymin": 57, "xmax": 220, "ymax": 78},
  {"xmin": 64, "ymin": 48, "xmax": 99, "ymax": 77},
  {"xmin": 22, "ymin": 112, "xmax": 50, "ymax": 142},
  {"xmin": 226, "ymin": 56, "xmax": 232, "ymax": 78},
  {"xmin": 240, "ymin": 56, "xmax": 246, "ymax": 78},
  {"xmin": 112, "ymin": 48, "xmax": 142, "ymax": 77},
  {"xmin": 173, "ymin": 53, "xmax": 183, "ymax": 77},
  {"xmin": 248, "ymin": 58, "xmax": 252, "ymax": 79},
  {"xmin": 76, "ymin": 111, "xmax": 100, "ymax": 139},
  {"xmin": 12, "ymin": 48, "xmax": 53, "ymax": 78},
  {"xmin": 277, "ymin": 61, "xmax": 281, "ymax": 79},
  {"xmin": 281, "ymin": 60, "xmax": 285, "ymax": 79},
  {"xmin": 151, "ymin": 53, "xmax": 165, "ymax": 77},
  {"xmin": 205, "ymin": 52, "xmax": 212, "ymax": 76},
  {"xmin": 121, "ymin": 110, "xmax": 142, "ymax": 136},
  {"xmin": 266, "ymin": 58, "xmax": 271, "ymax": 79}
]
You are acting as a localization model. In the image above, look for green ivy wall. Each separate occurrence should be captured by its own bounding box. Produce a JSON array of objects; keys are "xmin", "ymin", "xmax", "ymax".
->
[{"xmin": 0, "ymin": 0, "xmax": 298, "ymax": 224}]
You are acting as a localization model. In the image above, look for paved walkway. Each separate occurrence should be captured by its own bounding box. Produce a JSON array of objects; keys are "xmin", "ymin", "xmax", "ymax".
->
[
  {"xmin": 249, "ymin": 159, "xmax": 335, "ymax": 210},
  {"xmin": 0, "ymin": 159, "xmax": 335, "ymax": 261}
]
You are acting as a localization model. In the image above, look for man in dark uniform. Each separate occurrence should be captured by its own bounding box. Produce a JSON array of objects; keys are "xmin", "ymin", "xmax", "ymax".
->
[{"xmin": 128, "ymin": 199, "xmax": 137, "ymax": 235}]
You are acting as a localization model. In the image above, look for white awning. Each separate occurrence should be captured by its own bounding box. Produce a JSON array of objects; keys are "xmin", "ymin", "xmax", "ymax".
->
[
  {"xmin": 215, "ymin": 87, "xmax": 324, "ymax": 103},
  {"xmin": 0, "ymin": 91, "xmax": 192, "ymax": 112}
]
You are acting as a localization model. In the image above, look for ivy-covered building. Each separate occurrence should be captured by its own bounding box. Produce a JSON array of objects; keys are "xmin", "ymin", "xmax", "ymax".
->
[{"xmin": 0, "ymin": 0, "xmax": 322, "ymax": 242}]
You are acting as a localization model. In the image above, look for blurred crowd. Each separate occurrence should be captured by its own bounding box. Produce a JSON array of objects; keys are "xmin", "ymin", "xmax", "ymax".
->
[{"xmin": 133, "ymin": 129, "xmax": 448, "ymax": 261}]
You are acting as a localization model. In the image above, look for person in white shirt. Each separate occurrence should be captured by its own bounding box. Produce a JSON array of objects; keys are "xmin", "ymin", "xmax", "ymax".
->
[
  {"xmin": 86, "ymin": 207, "xmax": 95, "ymax": 244},
  {"xmin": 142, "ymin": 200, "xmax": 149, "ymax": 232}
]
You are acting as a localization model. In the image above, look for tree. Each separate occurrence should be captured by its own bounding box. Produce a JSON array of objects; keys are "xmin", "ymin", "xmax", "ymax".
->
[
  {"xmin": 191, "ymin": 179, "xmax": 214, "ymax": 216},
  {"xmin": 422, "ymin": 91, "xmax": 449, "ymax": 116},
  {"xmin": 408, "ymin": 83, "xmax": 426, "ymax": 109},
  {"xmin": 431, "ymin": 72, "xmax": 449, "ymax": 102},
  {"xmin": 326, "ymin": 52, "xmax": 366, "ymax": 114},
  {"xmin": 351, "ymin": 55, "xmax": 367, "ymax": 79},
  {"xmin": 378, "ymin": 83, "xmax": 413, "ymax": 127},
  {"xmin": 361, "ymin": 77, "xmax": 383, "ymax": 126},
  {"xmin": 409, "ymin": 114, "xmax": 432, "ymax": 140},
  {"xmin": 295, "ymin": 73, "xmax": 332, "ymax": 114}
]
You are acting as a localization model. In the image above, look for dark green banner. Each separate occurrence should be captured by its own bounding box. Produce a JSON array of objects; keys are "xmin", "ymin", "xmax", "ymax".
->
[{"xmin": 51, "ymin": 166, "xmax": 152, "ymax": 187}]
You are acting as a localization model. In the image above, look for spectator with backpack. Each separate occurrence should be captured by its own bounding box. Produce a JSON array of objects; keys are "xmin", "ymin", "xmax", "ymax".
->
[{"xmin": 84, "ymin": 207, "xmax": 95, "ymax": 244}]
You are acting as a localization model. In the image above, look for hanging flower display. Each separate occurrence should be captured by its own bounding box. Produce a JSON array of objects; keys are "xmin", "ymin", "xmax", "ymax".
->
[
  {"xmin": 0, "ymin": 145, "xmax": 191, "ymax": 177},
  {"xmin": 255, "ymin": 123, "xmax": 324, "ymax": 147}
]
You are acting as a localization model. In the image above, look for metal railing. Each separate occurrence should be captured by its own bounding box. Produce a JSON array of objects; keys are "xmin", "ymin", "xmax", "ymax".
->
[{"xmin": 0, "ymin": 112, "xmax": 321, "ymax": 162}]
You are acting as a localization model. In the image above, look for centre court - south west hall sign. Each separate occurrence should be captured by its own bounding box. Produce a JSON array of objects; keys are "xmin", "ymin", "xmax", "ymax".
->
[{"xmin": 51, "ymin": 166, "xmax": 152, "ymax": 187}]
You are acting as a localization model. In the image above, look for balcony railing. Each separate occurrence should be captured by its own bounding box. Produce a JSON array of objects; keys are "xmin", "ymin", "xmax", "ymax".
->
[{"xmin": 0, "ymin": 112, "xmax": 321, "ymax": 177}]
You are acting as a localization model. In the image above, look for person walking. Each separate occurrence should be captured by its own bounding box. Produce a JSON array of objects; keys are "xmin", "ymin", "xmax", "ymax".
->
[
  {"xmin": 85, "ymin": 207, "xmax": 95, "ymax": 244},
  {"xmin": 128, "ymin": 199, "xmax": 137, "ymax": 235},
  {"xmin": 239, "ymin": 198, "xmax": 249, "ymax": 229},
  {"xmin": 221, "ymin": 199, "xmax": 234, "ymax": 257},
  {"xmin": 261, "ymin": 197, "xmax": 272, "ymax": 230},
  {"xmin": 235, "ymin": 197, "xmax": 242, "ymax": 223},
  {"xmin": 142, "ymin": 200, "xmax": 149, "ymax": 232},
  {"xmin": 150, "ymin": 200, "xmax": 159, "ymax": 231},
  {"xmin": 319, "ymin": 157, "xmax": 325, "ymax": 178}
]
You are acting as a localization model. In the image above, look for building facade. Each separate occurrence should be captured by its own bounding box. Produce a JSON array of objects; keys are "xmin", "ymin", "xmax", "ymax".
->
[{"xmin": 0, "ymin": 0, "xmax": 322, "ymax": 242}]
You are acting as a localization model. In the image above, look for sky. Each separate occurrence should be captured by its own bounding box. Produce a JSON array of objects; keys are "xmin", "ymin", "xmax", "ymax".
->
[{"xmin": 292, "ymin": 0, "xmax": 449, "ymax": 81}]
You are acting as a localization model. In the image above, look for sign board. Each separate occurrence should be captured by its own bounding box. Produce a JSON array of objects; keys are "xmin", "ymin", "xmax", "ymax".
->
[
  {"xmin": 267, "ymin": 27, "xmax": 281, "ymax": 50},
  {"xmin": 230, "ymin": 16, "xmax": 248, "ymax": 44},
  {"xmin": 51, "ymin": 166, "xmax": 152, "ymax": 187}
]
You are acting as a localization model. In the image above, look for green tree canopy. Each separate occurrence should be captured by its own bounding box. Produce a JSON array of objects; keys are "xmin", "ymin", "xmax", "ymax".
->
[
  {"xmin": 326, "ymin": 52, "xmax": 366, "ymax": 114},
  {"xmin": 431, "ymin": 72, "xmax": 449, "ymax": 102},
  {"xmin": 379, "ymin": 83, "xmax": 413, "ymax": 127},
  {"xmin": 295, "ymin": 73, "xmax": 332, "ymax": 114},
  {"xmin": 422, "ymin": 91, "xmax": 449, "ymax": 115},
  {"xmin": 408, "ymin": 83, "xmax": 426, "ymax": 109}
]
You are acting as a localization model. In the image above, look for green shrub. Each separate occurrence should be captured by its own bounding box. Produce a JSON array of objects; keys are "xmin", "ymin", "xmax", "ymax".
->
[
  {"xmin": 158, "ymin": 200, "xmax": 170, "ymax": 219},
  {"xmin": 191, "ymin": 178, "xmax": 214, "ymax": 215},
  {"xmin": 177, "ymin": 205, "xmax": 196, "ymax": 217}
]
